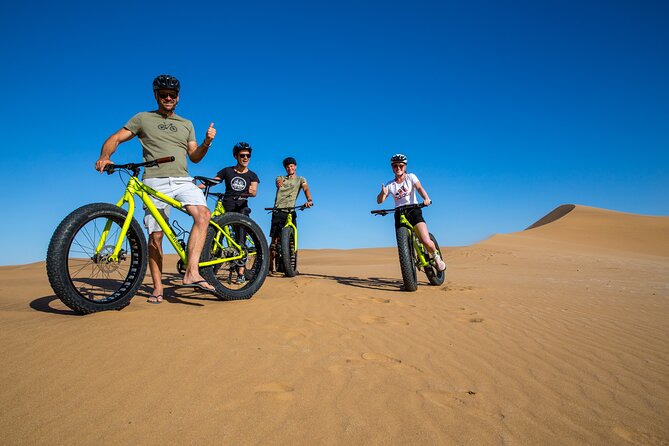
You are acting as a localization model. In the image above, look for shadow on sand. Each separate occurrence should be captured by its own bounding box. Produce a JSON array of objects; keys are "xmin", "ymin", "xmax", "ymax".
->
[
  {"xmin": 297, "ymin": 273, "xmax": 428, "ymax": 292},
  {"xmin": 30, "ymin": 272, "xmax": 224, "ymax": 315}
]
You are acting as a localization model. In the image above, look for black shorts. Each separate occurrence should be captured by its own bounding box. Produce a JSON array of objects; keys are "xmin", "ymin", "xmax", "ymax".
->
[
  {"xmin": 394, "ymin": 207, "xmax": 425, "ymax": 229},
  {"xmin": 222, "ymin": 200, "xmax": 251, "ymax": 216},
  {"xmin": 270, "ymin": 211, "xmax": 297, "ymax": 238}
]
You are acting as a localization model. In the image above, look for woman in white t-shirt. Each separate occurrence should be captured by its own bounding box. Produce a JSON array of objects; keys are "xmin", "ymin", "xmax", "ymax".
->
[{"xmin": 376, "ymin": 153, "xmax": 446, "ymax": 271}]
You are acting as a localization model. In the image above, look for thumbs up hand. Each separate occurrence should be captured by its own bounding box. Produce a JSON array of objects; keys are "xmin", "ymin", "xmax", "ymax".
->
[{"xmin": 205, "ymin": 122, "xmax": 216, "ymax": 144}]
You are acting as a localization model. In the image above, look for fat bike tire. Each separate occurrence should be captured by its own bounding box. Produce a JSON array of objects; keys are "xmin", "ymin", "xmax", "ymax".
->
[
  {"xmin": 396, "ymin": 226, "xmax": 418, "ymax": 291},
  {"xmin": 46, "ymin": 203, "xmax": 148, "ymax": 314},
  {"xmin": 201, "ymin": 213, "xmax": 270, "ymax": 301},
  {"xmin": 425, "ymin": 233, "xmax": 446, "ymax": 286},
  {"xmin": 280, "ymin": 226, "xmax": 298, "ymax": 277}
]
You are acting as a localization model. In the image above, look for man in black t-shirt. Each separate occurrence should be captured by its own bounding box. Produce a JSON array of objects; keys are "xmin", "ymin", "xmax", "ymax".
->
[
  {"xmin": 213, "ymin": 142, "xmax": 260, "ymax": 215},
  {"xmin": 210, "ymin": 142, "xmax": 259, "ymax": 284}
]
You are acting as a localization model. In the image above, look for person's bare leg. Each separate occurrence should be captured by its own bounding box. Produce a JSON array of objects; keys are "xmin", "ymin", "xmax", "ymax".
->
[
  {"xmin": 183, "ymin": 205, "xmax": 215, "ymax": 290},
  {"xmin": 414, "ymin": 222, "xmax": 446, "ymax": 271},
  {"xmin": 269, "ymin": 236, "xmax": 280, "ymax": 274},
  {"xmin": 414, "ymin": 222, "xmax": 436, "ymax": 253},
  {"xmin": 147, "ymin": 231, "xmax": 165, "ymax": 302},
  {"xmin": 269, "ymin": 238, "xmax": 276, "ymax": 272}
]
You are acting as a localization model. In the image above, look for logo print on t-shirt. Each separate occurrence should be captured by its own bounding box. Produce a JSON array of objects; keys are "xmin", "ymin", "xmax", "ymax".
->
[
  {"xmin": 231, "ymin": 176, "xmax": 247, "ymax": 191},
  {"xmin": 157, "ymin": 123, "xmax": 177, "ymax": 132},
  {"xmin": 395, "ymin": 184, "xmax": 409, "ymax": 199}
]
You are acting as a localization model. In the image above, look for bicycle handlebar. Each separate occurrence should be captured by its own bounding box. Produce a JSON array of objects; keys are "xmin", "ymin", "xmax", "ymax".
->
[
  {"xmin": 104, "ymin": 156, "xmax": 175, "ymax": 175},
  {"xmin": 265, "ymin": 205, "xmax": 308, "ymax": 213},
  {"xmin": 370, "ymin": 202, "xmax": 429, "ymax": 216}
]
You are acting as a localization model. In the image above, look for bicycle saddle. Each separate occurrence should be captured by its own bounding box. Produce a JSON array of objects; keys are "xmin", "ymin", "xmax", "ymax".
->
[{"xmin": 194, "ymin": 176, "xmax": 221, "ymax": 187}]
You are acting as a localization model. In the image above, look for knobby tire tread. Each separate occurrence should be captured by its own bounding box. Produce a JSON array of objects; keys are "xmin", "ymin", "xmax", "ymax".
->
[
  {"xmin": 201, "ymin": 213, "xmax": 269, "ymax": 300},
  {"xmin": 425, "ymin": 233, "xmax": 445, "ymax": 286},
  {"xmin": 280, "ymin": 226, "xmax": 298, "ymax": 277},
  {"xmin": 46, "ymin": 203, "xmax": 148, "ymax": 314},
  {"xmin": 396, "ymin": 226, "xmax": 418, "ymax": 291}
]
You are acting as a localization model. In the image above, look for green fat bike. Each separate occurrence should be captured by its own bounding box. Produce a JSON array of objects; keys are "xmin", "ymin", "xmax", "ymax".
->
[
  {"xmin": 264, "ymin": 205, "xmax": 307, "ymax": 277},
  {"xmin": 371, "ymin": 203, "xmax": 445, "ymax": 291},
  {"xmin": 46, "ymin": 157, "xmax": 269, "ymax": 314}
]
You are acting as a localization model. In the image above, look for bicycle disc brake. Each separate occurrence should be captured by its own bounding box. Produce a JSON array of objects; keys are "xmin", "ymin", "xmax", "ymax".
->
[{"xmin": 92, "ymin": 245, "xmax": 126, "ymax": 274}]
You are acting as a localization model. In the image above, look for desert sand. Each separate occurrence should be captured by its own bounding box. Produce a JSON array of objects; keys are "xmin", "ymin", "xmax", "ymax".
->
[{"xmin": 1, "ymin": 204, "xmax": 668, "ymax": 445}]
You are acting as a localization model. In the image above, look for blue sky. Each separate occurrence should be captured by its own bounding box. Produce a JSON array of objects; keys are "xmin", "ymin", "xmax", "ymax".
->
[{"xmin": 1, "ymin": 0, "xmax": 667, "ymax": 266}]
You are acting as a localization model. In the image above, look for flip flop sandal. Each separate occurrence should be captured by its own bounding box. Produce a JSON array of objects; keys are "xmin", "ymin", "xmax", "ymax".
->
[
  {"xmin": 181, "ymin": 280, "xmax": 216, "ymax": 294},
  {"xmin": 147, "ymin": 294, "xmax": 163, "ymax": 304}
]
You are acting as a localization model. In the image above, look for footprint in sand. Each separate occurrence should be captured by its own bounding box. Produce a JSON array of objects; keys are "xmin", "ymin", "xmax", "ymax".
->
[
  {"xmin": 281, "ymin": 330, "xmax": 309, "ymax": 349},
  {"xmin": 370, "ymin": 297, "xmax": 391, "ymax": 304},
  {"xmin": 255, "ymin": 383, "xmax": 295, "ymax": 400},
  {"xmin": 442, "ymin": 283, "xmax": 476, "ymax": 292},
  {"xmin": 612, "ymin": 426, "xmax": 662, "ymax": 444},
  {"xmin": 417, "ymin": 389, "xmax": 477, "ymax": 410},
  {"xmin": 455, "ymin": 316, "xmax": 484, "ymax": 323},
  {"xmin": 304, "ymin": 318, "xmax": 327, "ymax": 327},
  {"xmin": 390, "ymin": 317, "xmax": 410, "ymax": 327},
  {"xmin": 361, "ymin": 352, "xmax": 402, "ymax": 363},
  {"xmin": 282, "ymin": 330, "xmax": 306, "ymax": 340},
  {"xmin": 358, "ymin": 315, "xmax": 387, "ymax": 324}
]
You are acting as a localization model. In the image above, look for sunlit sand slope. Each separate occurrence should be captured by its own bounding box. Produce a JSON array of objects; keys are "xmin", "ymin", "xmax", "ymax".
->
[{"xmin": 1, "ymin": 205, "xmax": 667, "ymax": 444}]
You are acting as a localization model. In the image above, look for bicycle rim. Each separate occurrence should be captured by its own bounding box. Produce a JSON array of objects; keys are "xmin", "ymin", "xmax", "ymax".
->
[
  {"xmin": 202, "ymin": 214, "xmax": 269, "ymax": 300},
  {"xmin": 68, "ymin": 219, "xmax": 140, "ymax": 301},
  {"xmin": 47, "ymin": 203, "xmax": 148, "ymax": 313}
]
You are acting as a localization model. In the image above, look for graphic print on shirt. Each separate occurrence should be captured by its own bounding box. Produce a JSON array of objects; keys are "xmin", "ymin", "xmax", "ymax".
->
[
  {"xmin": 231, "ymin": 176, "xmax": 247, "ymax": 192},
  {"xmin": 157, "ymin": 123, "xmax": 178, "ymax": 132},
  {"xmin": 394, "ymin": 183, "xmax": 410, "ymax": 200}
]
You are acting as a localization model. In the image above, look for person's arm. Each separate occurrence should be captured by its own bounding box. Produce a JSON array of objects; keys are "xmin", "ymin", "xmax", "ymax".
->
[
  {"xmin": 377, "ymin": 183, "xmax": 389, "ymax": 204},
  {"xmin": 248, "ymin": 181, "xmax": 258, "ymax": 197},
  {"xmin": 96, "ymin": 127, "xmax": 135, "ymax": 172},
  {"xmin": 187, "ymin": 122, "xmax": 216, "ymax": 163},
  {"xmin": 414, "ymin": 180, "xmax": 431, "ymax": 206},
  {"xmin": 301, "ymin": 181, "xmax": 314, "ymax": 207}
]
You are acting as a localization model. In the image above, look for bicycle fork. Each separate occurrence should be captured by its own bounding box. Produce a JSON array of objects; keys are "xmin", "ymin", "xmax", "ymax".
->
[{"xmin": 284, "ymin": 214, "xmax": 298, "ymax": 253}]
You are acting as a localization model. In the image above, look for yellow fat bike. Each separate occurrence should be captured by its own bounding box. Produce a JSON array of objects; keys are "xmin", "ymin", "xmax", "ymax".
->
[
  {"xmin": 46, "ymin": 157, "xmax": 269, "ymax": 314},
  {"xmin": 371, "ymin": 203, "xmax": 445, "ymax": 291},
  {"xmin": 264, "ymin": 205, "xmax": 307, "ymax": 277}
]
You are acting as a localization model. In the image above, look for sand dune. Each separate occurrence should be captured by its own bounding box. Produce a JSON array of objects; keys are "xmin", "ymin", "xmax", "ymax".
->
[
  {"xmin": 518, "ymin": 204, "xmax": 669, "ymax": 256},
  {"xmin": 1, "ymin": 205, "xmax": 668, "ymax": 444}
]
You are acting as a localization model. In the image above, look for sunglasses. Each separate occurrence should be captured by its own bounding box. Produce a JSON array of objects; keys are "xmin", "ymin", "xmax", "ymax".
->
[
  {"xmin": 238, "ymin": 153, "xmax": 251, "ymax": 159},
  {"xmin": 392, "ymin": 163, "xmax": 406, "ymax": 169},
  {"xmin": 158, "ymin": 91, "xmax": 178, "ymax": 99}
]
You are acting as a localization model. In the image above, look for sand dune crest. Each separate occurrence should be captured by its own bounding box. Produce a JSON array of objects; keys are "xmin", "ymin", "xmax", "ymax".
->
[{"xmin": 500, "ymin": 204, "xmax": 669, "ymax": 256}]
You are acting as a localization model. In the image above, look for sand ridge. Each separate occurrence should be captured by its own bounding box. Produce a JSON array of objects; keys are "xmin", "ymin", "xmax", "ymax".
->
[{"xmin": 1, "ymin": 205, "xmax": 668, "ymax": 444}]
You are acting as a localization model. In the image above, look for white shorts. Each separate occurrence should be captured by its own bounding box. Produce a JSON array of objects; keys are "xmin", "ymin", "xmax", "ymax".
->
[{"xmin": 143, "ymin": 177, "xmax": 207, "ymax": 234}]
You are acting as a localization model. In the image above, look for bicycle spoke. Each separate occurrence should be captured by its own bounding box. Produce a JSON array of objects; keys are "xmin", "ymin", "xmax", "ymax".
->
[{"xmin": 69, "ymin": 260, "xmax": 93, "ymax": 278}]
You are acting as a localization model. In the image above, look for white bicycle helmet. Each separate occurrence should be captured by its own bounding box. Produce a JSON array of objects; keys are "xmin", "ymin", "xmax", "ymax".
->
[{"xmin": 390, "ymin": 153, "xmax": 408, "ymax": 164}]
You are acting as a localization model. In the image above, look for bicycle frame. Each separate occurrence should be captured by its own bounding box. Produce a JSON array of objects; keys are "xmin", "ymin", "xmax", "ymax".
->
[
  {"xmin": 96, "ymin": 175, "xmax": 245, "ymax": 268},
  {"xmin": 265, "ymin": 206, "xmax": 304, "ymax": 254},
  {"xmin": 283, "ymin": 213, "xmax": 299, "ymax": 253},
  {"xmin": 397, "ymin": 214, "xmax": 431, "ymax": 270}
]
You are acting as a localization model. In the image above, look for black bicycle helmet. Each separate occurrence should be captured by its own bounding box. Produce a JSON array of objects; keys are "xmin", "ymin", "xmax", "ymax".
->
[
  {"xmin": 390, "ymin": 153, "xmax": 408, "ymax": 164},
  {"xmin": 283, "ymin": 157, "xmax": 297, "ymax": 167},
  {"xmin": 152, "ymin": 74, "xmax": 180, "ymax": 92},
  {"xmin": 233, "ymin": 142, "xmax": 252, "ymax": 156}
]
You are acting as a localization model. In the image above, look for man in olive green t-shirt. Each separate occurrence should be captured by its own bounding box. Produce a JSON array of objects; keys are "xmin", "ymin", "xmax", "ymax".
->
[
  {"xmin": 269, "ymin": 157, "xmax": 314, "ymax": 273},
  {"xmin": 95, "ymin": 74, "xmax": 217, "ymax": 303}
]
